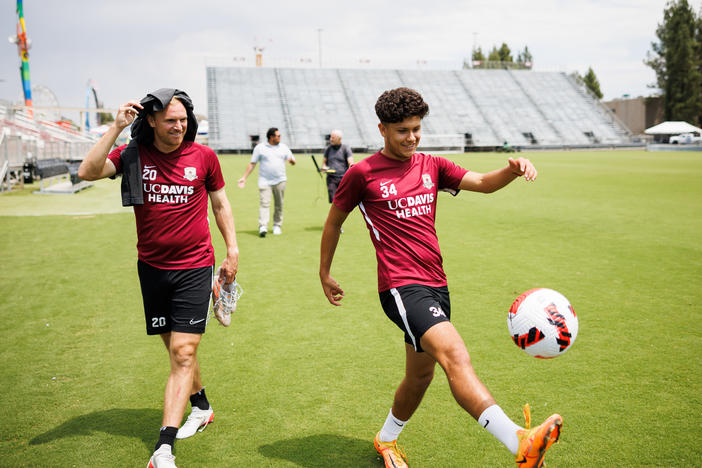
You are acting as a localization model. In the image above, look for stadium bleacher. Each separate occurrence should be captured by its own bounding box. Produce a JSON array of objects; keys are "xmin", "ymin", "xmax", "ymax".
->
[
  {"xmin": 206, "ymin": 67, "xmax": 635, "ymax": 152},
  {"xmin": 0, "ymin": 100, "xmax": 97, "ymax": 193}
]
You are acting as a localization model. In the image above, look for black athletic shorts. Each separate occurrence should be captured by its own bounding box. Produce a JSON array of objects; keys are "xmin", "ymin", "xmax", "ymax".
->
[
  {"xmin": 137, "ymin": 260, "xmax": 213, "ymax": 335},
  {"xmin": 379, "ymin": 284, "xmax": 451, "ymax": 352}
]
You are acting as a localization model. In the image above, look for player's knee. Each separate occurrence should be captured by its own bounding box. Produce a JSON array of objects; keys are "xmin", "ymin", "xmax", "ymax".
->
[
  {"xmin": 170, "ymin": 345, "xmax": 197, "ymax": 369},
  {"xmin": 405, "ymin": 364, "xmax": 435, "ymax": 391},
  {"xmin": 438, "ymin": 345, "xmax": 472, "ymax": 372},
  {"xmin": 413, "ymin": 369, "xmax": 435, "ymax": 390}
]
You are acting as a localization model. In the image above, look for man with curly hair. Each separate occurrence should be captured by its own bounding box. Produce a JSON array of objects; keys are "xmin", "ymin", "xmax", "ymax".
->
[{"xmin": 319, "ymin": 87, "xmax": 562, "ymax": 468}]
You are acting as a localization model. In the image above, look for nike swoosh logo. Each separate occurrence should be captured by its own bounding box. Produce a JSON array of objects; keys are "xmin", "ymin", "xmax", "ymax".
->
[
  {"xmin": 380, "ymin": 180, "xmax": 391, "ymax": 186},
  {"xmin": 394, "ymin": 421, "xmax": 404, "ymax": 427},
  {"xmin": 483, "ymin": 419, "xmax": 490, "ymax": 428},
  {"xmin": 144, "ymin": 165, "xmax": 156, "ymax": 169},
  {"xmin": 189, "ymin": 318, "xmax": 205, "ymax": 325}
]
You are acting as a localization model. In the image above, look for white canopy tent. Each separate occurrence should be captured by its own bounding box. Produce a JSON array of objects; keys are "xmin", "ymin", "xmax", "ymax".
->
[{"xmin": 644, "ymin": 121, "xmax": 702, "ymax": 135}]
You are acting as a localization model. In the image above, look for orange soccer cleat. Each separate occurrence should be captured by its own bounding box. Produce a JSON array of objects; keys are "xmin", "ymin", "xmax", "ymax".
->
[
  {"xmin": 374, "ymin": 432, "xmax": 409, "ymax": 468},
  {"xmin": 515, "ymin": 404, "xmax": 562, "ymax": 468}
]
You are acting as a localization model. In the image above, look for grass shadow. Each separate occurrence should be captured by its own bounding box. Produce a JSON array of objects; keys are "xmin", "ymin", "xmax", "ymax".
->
[
  {"xmin": 304, "ymin": 225, "xmax": 323, "ymax": 232},
  {"xmin": 241, "ymin": 229, "xmax": 266, "ymax": 237},
  {"xmin": 259, "ymin": 433, "xmax": 380, "ymax": 467},
  {"xmin": 30, "ymin": 408, "xmax": 161, "ymax": 451}
]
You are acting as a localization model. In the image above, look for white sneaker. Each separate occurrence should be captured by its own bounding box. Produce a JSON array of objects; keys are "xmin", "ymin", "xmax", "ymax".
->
[
  {"xmin": 259, "ymin": 226, "xmax": 267, "ymax": 238},
  {"xmin": 211, "ymin": 269, "xmax": 243, "ymax": 327},
  {"xmin": 273, "ymin": 225, "xmax": 282, "ymax": 235},
  {"xmin": 176, "ymin": 406, "xmax": 214, "ymax": 439},
  {"xmin": 147, "ymin": 445, "xmax": 177, "ymax": 468}
]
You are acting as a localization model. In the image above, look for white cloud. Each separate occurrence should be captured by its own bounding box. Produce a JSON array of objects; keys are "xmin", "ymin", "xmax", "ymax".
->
[{"xmin": 0, "ymin": 0, "xmax": 690, "ymax": 118}]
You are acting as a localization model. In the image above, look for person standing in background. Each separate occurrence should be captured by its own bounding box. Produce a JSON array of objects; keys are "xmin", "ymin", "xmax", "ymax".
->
[{"xmin": 238, "ymin": 127, "xmax": 296, "ymax": 237}]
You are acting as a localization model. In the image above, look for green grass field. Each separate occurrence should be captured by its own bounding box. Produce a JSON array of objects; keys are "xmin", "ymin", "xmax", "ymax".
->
[{"xmin": 0, "ymin": 149, "xmax": 700, "ymax": 467}]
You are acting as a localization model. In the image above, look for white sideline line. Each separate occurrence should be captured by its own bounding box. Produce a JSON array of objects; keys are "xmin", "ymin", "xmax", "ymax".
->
[{"xmin": 1, "ymin": 210, "xmax": 130, "ymax": 217}]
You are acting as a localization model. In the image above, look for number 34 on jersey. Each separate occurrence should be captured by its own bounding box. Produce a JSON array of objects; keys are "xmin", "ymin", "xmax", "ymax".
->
[{"xmin": 379, "ymin": 181, "xmax": 397, "ymax": 198}]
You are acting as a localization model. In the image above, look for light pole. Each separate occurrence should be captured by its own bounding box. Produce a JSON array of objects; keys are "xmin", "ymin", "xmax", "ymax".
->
[{"xmin": 317, "ymin": 28, "xmax": 323, "ymax": 68}]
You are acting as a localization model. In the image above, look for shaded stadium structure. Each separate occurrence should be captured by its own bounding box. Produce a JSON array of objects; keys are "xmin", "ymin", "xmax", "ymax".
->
[
  {"xmin": 207, "ymin": 67, "xmax": 635, "ymax": 153},
  {"xmin": 0, "ymin": 100, "xmax": 98, "ymax": 193}
]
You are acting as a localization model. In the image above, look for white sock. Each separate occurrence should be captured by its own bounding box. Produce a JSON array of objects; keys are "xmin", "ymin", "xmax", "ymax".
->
[
  {"xmin": 477, "ymin": 404, "xmax": 522, "ymax": 455},
  {"xmin": 378, "ymin": 409, "xmax": 408, "ymax": 442}
]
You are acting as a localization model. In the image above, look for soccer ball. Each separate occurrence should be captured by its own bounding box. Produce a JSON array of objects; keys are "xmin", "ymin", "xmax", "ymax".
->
[{"xmin": 507, "ymin": 288, "xmax": 578, "ymax": 358}]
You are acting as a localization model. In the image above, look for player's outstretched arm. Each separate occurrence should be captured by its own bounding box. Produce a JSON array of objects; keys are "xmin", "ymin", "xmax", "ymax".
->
[
  {"xmin": 78, "ymin": 100, "xmax": 142, "ymax": 181},
  {"xmin": 320, "ymin": 204, "xmax": 349, "ymax": 306},
  {"xmin": 458, "ymin": 157, "xmax": 537, "ymax": 193}
]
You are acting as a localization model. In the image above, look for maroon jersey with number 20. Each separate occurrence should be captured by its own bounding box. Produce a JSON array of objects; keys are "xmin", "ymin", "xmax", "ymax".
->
[
  {"xmin": 108, "ymin": 141, "xmax": 225, "ymax": 270},
  {"xmin": 333, "ymin": 151, "xmax": 468, "ymax": 292}
]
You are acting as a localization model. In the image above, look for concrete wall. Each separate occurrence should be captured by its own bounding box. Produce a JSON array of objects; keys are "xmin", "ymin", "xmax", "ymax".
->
[{"xmin": 604, "ymin": 96, "xmax": 664, "ymax": 134}]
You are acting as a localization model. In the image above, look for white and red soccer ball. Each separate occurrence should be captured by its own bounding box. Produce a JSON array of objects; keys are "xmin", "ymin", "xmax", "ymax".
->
[{"xmin": 508, "ymin": 288, "xmax": 578, "ymax": 358}]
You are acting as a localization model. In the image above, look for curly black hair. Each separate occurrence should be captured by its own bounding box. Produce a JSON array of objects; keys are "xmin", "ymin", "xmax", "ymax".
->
[{"xmin": 375, "ymin": 87, "xmax": 429, "ymax": 124}]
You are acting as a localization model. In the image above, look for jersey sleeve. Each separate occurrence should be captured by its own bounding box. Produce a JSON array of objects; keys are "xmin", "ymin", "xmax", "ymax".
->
[
  {"xmin": 206, "ymin": 148, "xmax": 226, "ymax": 192},
  {"xmin": 436, "ymin": 156, "xmax": 469, "ymax": 192},
  {"xmin": 107, "ymin": 144, "xmax": 127, "ymax": 174},
  {"xmin": 331, "ymin": 163, "xmax": 365, "ymax": 212}
]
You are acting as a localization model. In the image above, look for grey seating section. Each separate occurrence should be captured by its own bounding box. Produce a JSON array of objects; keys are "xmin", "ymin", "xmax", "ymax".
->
[
  {"xmin": 207, "ymin": 67, "xmax": 631, "ymax": 151},
  {"xmin": 207, "ymin": 67, "xmax": 285, "ymax": 150}
]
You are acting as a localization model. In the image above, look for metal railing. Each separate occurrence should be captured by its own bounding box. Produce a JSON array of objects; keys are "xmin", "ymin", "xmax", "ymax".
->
[{"xmin": 0, "ymin": 101, "xmax": 99, "ymax": 192}]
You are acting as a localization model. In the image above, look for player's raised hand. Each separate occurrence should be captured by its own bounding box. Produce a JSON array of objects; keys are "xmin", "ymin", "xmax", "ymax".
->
[
  {"xmin": 115, "ymin": 100, "xmax": 143, "ymax": 130},
  {"xmin": 508, "ymin": 157, "xmax": 537, "ymax": 181},
  {"xmin": 321, "ymin": 274, "xmax": 344, "ymax": 306}
]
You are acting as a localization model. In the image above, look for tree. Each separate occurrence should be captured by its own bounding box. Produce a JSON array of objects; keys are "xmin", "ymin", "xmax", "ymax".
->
[
  {"xmin": 517, "ymin": 46, "xmax": 533, "ymax": 66},
  {"xmin": 98, "ymin": 111, "xmax": 114, "ymax": 125},
  {"xmin": 497, "ymin": 43, "xmax": 513, "ymax": 62},
  {"xmin": 583, "ymin": 67, "xmax": 604, "ymax": 99},
  {"xmin": 469, "ymin": 43, "xmax": 533, "ymax": 69},
  {"xmin": 646, "ymin": 0, "xmax": 702, "ymax": 125},
  {"xmin": 464, "ymin": 47, "xmax": 486, "ymax": 69},
  {"xmin": 487, "ymin": 46, "xmax": 501, "ymax": 62}
]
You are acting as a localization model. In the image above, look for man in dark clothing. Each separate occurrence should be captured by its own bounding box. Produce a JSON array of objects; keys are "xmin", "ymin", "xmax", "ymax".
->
[{"xmin": 322, "ymin": 129, "xmax": 354, "ymax": 203}]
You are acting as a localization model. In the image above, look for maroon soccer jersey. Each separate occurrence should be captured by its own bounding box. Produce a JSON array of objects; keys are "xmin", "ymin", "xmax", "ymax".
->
[
  {"xmin": 108, "ymin": 141, "xmax": 225, "ymax": 269},
  {"xmin": 333, "ymin": 151, "xmax": 468, "ymax": 292}
]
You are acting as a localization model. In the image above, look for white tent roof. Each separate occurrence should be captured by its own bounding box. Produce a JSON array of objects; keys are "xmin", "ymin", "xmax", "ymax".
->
[{"xmin": 644, "ymin": 121, "xmax": 702, "ymax": 135}]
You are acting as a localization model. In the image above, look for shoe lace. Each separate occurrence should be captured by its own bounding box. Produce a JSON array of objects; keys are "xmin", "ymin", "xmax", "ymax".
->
[
  {"xmin": 381, "ymin": 440, "xmax": 407, "ymax": 463},
  {"xmin": 522, "ymin": 403, "xmax": 532, "ymax": 429},
  {"xmin": 185, "ymin": 408, "xmax": 212, "ymax": 433},
  {"xmin": 154, "ymin": 447, "xmax": 176, "ymax": 463},
  {"xmin": 215, "ymin": 280, "xmax": 243, "ymax": 313},
  {"xmin": 208, "ymin": 269, "xmax": 244, "ymax": 325}
]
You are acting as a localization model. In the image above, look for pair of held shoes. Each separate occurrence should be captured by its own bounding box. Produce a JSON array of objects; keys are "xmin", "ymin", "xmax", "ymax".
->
[
  {"xmin": 258, "ymin": 225, "xmax": 282, "ymax": 237},
  {"xmin": 147, "ymin": 407, "xmax": 214, "ymax": 468},
  {"xmin": 374, "ymin": 404, "xmax": 562, "ymax": 468},
  {"xmin": 212, "ymin": 268, "xmax": 243, "ymax": 327}
]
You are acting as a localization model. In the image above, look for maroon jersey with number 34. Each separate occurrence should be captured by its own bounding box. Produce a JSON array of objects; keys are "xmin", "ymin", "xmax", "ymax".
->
[{"xmin": 333, "ymin": 151, "xmax": 468, "ymax": 292}]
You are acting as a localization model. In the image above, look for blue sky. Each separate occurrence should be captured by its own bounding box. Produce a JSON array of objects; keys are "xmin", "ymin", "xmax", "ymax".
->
[{"xmin": 0, "ymin": 0, "xmax": 680, "ymax": 119}]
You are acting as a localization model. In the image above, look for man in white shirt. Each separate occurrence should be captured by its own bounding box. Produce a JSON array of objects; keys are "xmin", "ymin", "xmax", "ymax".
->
[{"xmin": 238, "ymin": 127, "xmax": 296, "ymax": 237}]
